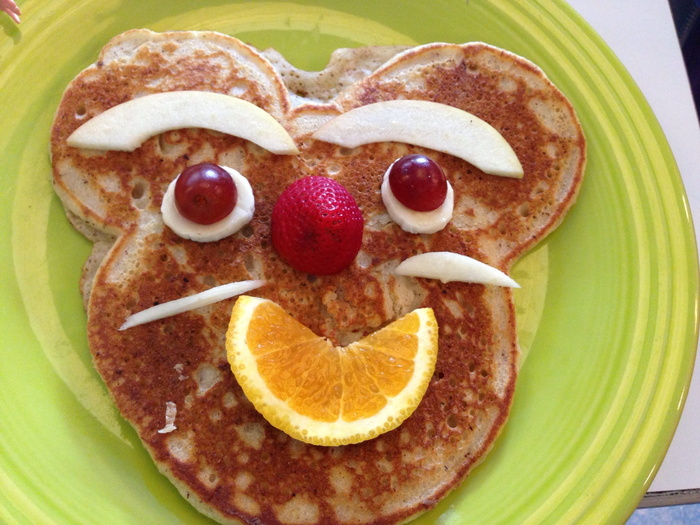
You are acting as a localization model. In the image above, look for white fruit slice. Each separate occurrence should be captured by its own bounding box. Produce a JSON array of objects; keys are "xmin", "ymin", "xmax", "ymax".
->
[
  {"xmin": 381, "ymin": 161, "xmax": 454, "ymax": 234},
  {"xmin": 312, "ymin": 100, "xmax": 523, "ymax": 178},
  {"xmin": 395, "ymin": 252, "xmax": 520, "ymax": 288},
  {"xmin": 161, "ymin": 166, "xmax": 255, "ymax": 243},
  {"xmin": 67, "ymin": 91, "xmax": 299, "ymax": 154},
  {"xmin": 119, "ymin": 279, "xmax": 266, "ymax": 331}
]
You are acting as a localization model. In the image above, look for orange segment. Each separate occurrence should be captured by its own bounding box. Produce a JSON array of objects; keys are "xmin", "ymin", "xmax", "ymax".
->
[
  {"xmin": 245, "ymin": 300, "xmax": 319, "ymax": 355},
  {"xmin": 225, "ymin": 296, "xmax": 438, "ymax": 446},
  {"xmin": 256, "ymin": 339, "xmax": 341, "ymax": 422}
]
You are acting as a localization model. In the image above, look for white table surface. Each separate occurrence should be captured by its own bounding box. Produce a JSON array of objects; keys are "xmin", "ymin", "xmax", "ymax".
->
[{"xmin": 566, "ymin": 0, "xmax": 700, "ymax": 503}]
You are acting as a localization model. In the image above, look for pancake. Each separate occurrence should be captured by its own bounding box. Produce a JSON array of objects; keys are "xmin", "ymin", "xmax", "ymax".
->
[{"xmin": 50, "ymin": 29, "xmax": 585, "ymax": 524}]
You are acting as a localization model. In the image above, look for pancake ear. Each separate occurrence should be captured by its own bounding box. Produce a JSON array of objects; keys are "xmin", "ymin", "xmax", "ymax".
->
[
  {"xmin": 51, "ymin": 29, "xmax": 293, "ymax": 237},
  {"xmin": 333, "ymin": 42, "xmax": 586, "ymax": 267}
]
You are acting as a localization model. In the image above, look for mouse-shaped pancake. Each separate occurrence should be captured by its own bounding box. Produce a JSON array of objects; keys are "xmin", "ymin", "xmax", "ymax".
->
[{"xmin": 51, "ymin": 29, "xmax": 585, "ymax": 525}]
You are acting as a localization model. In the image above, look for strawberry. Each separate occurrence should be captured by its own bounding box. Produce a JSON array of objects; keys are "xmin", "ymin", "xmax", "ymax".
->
[{"xmin": 271, "ymin": 176, "xmax": 364, "ymax": 275}]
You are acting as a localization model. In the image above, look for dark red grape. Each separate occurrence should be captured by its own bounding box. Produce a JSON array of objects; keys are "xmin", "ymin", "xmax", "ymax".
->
[
  {"xmin": 388, "ymin": 154, "xmax": 447, "ymax": 212},
  {"xmin": 174, "ymin": 163, "xmax": 237, "ymax": 225}
]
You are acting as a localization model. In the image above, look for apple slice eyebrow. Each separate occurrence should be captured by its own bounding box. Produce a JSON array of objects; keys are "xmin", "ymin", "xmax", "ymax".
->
[
  {"xmin": 395, "ymin": 251, "xmax": 520, "ymax": 288},
  {"xmin": 312, "ymin": 100, "xmax": 523, "ymax": 178},
  {"xmin": 67, "ymin": 91, "xmax": 299, "ymax": 155}
]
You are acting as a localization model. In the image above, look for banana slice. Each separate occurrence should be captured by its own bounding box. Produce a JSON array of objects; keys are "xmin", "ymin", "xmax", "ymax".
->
[
  {"xmin": 161, "ymin": 166, "xmax": 255, "ymax": 242},
  {"xmin": 381, "ymin": 161, "xmax": 454, "ymax": 234}
]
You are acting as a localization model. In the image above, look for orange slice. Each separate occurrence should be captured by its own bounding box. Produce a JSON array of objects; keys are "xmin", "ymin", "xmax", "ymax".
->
[{"xmin": 225, "ymin": 296, "xmax": 438, "ymax": 446}]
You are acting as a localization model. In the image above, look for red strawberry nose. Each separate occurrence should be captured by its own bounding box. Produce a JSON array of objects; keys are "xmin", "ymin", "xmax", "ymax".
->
[{"xmin": 271, "ymin": 176, "xmax": 364, "ymax": 275}]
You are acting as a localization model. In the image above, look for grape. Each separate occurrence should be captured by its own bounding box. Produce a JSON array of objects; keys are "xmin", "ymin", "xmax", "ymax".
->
[
  {"xmin": 174, "ymin": 163, "xmax": 237, "ymax": 225},
  {"xmin": 388, "ymin": 154, "xmax": 447, "ymax": 212}
]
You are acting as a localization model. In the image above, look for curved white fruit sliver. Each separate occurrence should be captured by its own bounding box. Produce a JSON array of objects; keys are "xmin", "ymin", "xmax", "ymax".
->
[
  {"xmin": 395, "ymin": 252, "xmax": 520, "ymax": 288},
  {"xmin": 119, "ymin": 279, "xmax": 266, "ymax": 331},
  {"xmin": 66, "ymin": 91, "xmax": 299, "ymax": 154},
  {"xmin": 312, "ymin": 100, "xmax": 523, "ymax": 178}
]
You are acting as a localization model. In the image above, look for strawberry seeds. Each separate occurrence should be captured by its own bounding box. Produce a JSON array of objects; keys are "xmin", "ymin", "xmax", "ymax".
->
[{"xmin": 271, "ymin": 176, "xmax": 364, "ymax": 275}]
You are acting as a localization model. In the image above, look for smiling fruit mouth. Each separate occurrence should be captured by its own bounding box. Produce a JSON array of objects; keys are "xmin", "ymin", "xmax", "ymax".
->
[{"xmin": 223, "ymin": 295, "xmax": 439, "ymax": 446}]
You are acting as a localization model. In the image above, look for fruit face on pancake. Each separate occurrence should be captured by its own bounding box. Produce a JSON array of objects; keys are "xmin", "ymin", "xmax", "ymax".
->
[{"xmin": 50, "ymin": 30, "xmax": 585, "ymax": 525}]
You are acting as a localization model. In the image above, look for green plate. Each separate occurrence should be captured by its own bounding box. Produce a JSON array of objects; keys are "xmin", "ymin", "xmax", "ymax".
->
[{"xmin": 1, "ymin": 1, "xmax": 698, "ymax": 523}]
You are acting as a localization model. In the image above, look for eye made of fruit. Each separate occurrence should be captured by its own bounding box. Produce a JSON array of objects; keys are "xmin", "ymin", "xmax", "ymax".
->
[
  {"xmin": 270, "ymin": 176, "xmax": 364, "ymax": 276},
  {"xmin": 381, "ymin": 154, "xmax": 454, "ymax": 234},
  {"xmin": 161, "ymin": 162, "xmax": 255, "ymax": 242}
]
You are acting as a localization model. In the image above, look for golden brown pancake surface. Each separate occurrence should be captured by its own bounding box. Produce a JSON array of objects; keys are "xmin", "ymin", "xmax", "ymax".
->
[{"xmin": 51, "ymin": 29, "xmax": 585, "ymax": 525}]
